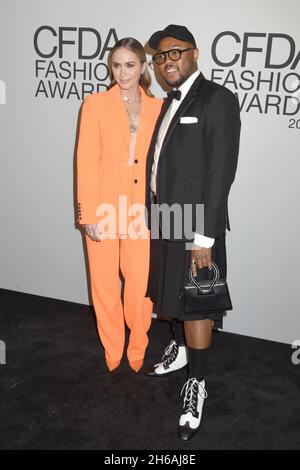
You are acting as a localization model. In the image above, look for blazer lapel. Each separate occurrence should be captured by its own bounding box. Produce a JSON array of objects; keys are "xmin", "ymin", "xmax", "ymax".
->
[
  {"xmin": 146, "ymin": 97, "xmax": 171, "ymax": 172},
  {"xmin": 160, "ymin": 72, "xmax": 205, "ymax": 154},
  {"xmin": 107, "ymin": 85, "xmax": 130, "ymax": 150},
  {"xmin": 135, "ymin": 89, "xmax": 154, "ymax": 157}
]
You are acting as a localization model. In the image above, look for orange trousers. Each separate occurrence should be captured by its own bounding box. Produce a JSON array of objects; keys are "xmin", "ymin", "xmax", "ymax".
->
[{"xmin": 85, "ymin": 233, "xmax": 153, "ymax": 369}]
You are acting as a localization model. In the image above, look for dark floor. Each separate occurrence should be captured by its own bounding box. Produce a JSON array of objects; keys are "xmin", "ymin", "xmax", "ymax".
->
[{"xmin": 0, "ymin": 288, "xmax": 299, "ymax": 450}]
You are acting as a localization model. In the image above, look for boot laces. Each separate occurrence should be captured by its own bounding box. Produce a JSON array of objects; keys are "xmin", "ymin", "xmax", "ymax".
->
[
  {"xmin": 180, "ymin": 378, "xmax": 207, "ymax": 417},
  {"xmin": 161, "ymin": 340, "xmax": 178, "ymax": 366}
]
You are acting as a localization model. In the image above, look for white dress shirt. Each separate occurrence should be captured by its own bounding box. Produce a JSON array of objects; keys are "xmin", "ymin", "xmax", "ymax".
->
[{"xmin": 150, "ymin": 70, "xmax": 214, "ymax": 248}]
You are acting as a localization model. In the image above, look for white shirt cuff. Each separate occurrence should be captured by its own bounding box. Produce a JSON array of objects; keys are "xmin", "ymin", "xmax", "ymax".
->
[{"xmin": 193, "ymin": 233, "xmax": 215, "ymax": 248}]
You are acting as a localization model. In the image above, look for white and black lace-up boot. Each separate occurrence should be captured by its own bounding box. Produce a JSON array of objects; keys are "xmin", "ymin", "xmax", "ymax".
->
[
  {"xmin": 144, "ymin": 340, "xmax": 188, "ymax": 377},
  {"xmin": 178, "ymin": 377, "xmax": 207, "ymax": 440}
]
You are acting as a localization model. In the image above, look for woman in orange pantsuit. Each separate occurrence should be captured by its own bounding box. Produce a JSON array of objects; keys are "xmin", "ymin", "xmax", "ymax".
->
[{"xmin": 76, "ymin": 38, "xmax": 162, "ymax": 373}]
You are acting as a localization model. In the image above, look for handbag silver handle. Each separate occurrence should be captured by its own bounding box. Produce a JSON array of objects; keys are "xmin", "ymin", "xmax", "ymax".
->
[{"xmin": 188, "ymin": 261, "xmax": 220, "ymax": 294}]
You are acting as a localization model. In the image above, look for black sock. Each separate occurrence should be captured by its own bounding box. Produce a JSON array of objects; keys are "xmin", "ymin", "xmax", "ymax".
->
[
  {"xmin": 187, "ymin": 347, "xmax": 209, "ymax": 382},
  {"xmin": 171, "ymin": 320, "xmax": 186, "ymax": 346}
]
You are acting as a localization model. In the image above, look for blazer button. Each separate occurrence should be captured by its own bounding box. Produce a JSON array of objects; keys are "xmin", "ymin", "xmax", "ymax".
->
[
  {"xmin": 134, "ymin": 179, "xmax": 138, "ymax": 183},
  {"xmin": 134, "ymin": 159, "xmax": 138, "ymax": 164}
]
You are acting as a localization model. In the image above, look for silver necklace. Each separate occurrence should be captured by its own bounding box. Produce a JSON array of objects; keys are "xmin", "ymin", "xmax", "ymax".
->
[
  {"xmin": 123, "ymin": 91, "xmax": 141, "ymax": 133},
  {"xmin": 122, "ymin": 94, "xmax": 140, "ymax": 104},
  {"xmin": 125, "ymin": 107, "xmax": 138, "ymax": 133}
]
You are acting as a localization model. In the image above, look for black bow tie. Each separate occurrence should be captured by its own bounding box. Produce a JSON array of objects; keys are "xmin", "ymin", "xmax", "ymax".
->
[{"xmin": 167, "ymin": 89, "xmax": 182, "ymax": 101}]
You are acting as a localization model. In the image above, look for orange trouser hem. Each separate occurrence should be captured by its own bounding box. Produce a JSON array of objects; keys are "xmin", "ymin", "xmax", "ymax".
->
[{"xmin": 85, "ymin": 234, "xmax": 153, "ymax": 364}]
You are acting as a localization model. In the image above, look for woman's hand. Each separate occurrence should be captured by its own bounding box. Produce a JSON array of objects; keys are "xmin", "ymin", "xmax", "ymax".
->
[{"xmin": 83, "ymin": 223, "xmax": 101, "ymax": 242}]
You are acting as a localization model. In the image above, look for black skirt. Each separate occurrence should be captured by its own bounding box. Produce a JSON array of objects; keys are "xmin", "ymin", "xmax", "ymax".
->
[{"xmin": 146, "ymin": 232, "xmax": 228, "ymax": 326}]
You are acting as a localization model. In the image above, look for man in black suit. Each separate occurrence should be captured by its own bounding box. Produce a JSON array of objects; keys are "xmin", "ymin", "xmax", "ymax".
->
[{"xmin": 145, "ymin": 25, "xmax": 241, "ymax": 440}]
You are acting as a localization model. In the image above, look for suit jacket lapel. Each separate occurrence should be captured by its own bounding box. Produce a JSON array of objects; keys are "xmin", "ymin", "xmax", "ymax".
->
[
  {"xmin": 146, "ymin": 73, "xmax": 205, "ymax": 191},
  {"xmin": 146, "ymin": 97, "xmax": 172, "ymax": 174},
  {"xmin": 160, "ymin": 72, "xmax": 205, "ymax": 154},
  {"xmin": 107, "ymin": 85, "xmax": 130, "ymax": 150}
]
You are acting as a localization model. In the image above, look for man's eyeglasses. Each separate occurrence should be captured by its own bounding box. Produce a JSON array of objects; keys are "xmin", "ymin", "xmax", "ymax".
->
[{"xmin": 152, "ymin": 47, "xmax": 195, "ymax": 65}]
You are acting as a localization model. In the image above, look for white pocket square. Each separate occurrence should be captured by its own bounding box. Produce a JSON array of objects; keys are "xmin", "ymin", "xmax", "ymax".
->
[{"xmin": 180, "ymin": 116, "xmax": 198, "ymax": 124}]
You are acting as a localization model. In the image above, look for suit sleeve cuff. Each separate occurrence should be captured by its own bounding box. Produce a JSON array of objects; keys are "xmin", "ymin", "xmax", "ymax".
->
[{"xmin": 193, "ymin": 233, "xmax": 215, "ymax": 248}]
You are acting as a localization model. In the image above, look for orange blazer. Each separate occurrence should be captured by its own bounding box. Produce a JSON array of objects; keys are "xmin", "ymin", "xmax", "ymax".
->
[{"xmin": 76, "ymin": 85, "xmax": 162, "ymax": 229}]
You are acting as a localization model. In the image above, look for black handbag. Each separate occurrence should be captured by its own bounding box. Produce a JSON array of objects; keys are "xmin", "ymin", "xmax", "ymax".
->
[{"xmin": 184, "ymin": 261, "xmax": 232, "ymax": 313}]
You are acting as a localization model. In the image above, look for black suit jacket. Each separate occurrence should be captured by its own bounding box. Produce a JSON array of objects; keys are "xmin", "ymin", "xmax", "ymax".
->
[{"xmin": 145, "ymin": 72, "xmax": 241, "ymax": 241}]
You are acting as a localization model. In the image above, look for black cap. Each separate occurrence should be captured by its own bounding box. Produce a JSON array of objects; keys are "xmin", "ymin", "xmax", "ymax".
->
[{"xmin": 148, "ymin": 24, "xmax": 196, "ymax": 50}]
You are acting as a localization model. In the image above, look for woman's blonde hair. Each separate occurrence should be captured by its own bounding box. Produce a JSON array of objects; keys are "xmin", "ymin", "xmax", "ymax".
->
[{"xmin": 108, "ymin": 37, "xmax": 153, "ymax": 97}]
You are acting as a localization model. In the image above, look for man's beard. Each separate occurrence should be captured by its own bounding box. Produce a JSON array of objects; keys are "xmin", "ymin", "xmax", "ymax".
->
[
  {"xmin": 165, "ymin": 75, "xmax": 188, "ymax": 88},
  {"xmin": 164, "ymin": 67, "xmax": 192, "ymax": 88}
]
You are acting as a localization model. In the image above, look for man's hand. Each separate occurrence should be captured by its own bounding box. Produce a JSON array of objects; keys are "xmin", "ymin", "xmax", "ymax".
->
[
  {"xmin": 191, "ymin": 245, "xmax": 212, "ymax": 277},
  {"xmin": 83, "ymin": 223, "xmax": 101, "ymax": 242}
]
